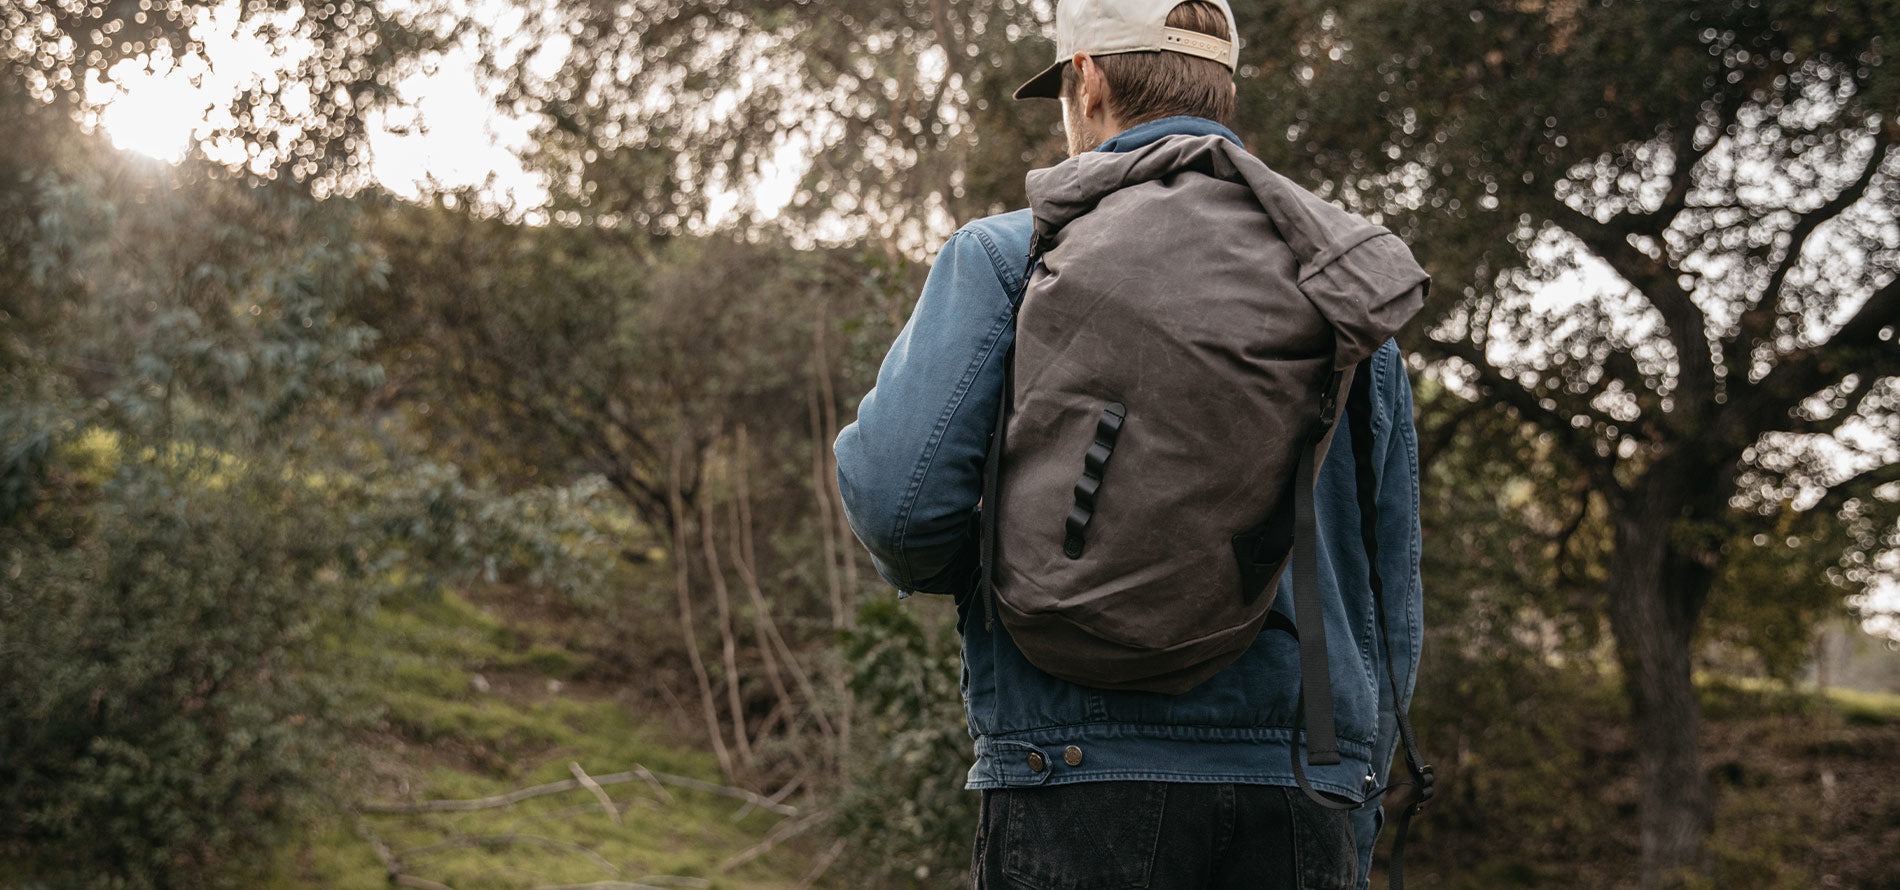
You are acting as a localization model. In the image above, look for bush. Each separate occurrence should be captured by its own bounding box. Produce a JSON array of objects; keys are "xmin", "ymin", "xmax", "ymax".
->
[
  {"xmin": 836, "ymin": 596, "xmax": 978, "ymax": 889},
  {"xmin": 0, "ymin": 448, "xmax": 361, "ymax": 889}
]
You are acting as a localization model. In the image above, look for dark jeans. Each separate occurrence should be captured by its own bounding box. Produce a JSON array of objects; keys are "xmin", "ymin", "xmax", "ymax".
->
[{"xmin": 972, "ymin": 781, "xmax": 1358, "ymax": 890}]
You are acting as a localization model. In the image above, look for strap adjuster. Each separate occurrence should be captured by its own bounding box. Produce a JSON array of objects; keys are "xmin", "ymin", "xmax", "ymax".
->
[{"xmin": 1316, "ymin": 369, "xmax": 1344, "ymax": 429}]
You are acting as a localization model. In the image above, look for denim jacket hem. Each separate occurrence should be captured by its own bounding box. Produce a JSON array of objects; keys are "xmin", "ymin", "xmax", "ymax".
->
[{"xmin": 965, "ymin": 728, "xmax": 1375, "ymax": 804}]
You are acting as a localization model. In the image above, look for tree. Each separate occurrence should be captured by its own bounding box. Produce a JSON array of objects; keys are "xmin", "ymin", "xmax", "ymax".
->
[
  {"xmin": 485, "ymin": 0, "xmax": 1056, "ymax": 246},
  {"xmin": 352, "ymin": 200, "xmax": 915, "ymax": 780},
  {"xmin": 1226, "ymin": 1, "xmax": 1898, "ymax": 884}
]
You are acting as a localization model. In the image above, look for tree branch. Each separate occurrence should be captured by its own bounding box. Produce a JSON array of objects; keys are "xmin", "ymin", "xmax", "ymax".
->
[
  {"xmin": 1420, "ymin": 336, "xmax": 1621, "ymax": 489},
  {"xmin": 1730, "ymin": 275, "xmax": 1900, "ymax": 440},
  {"xmin": 1810, "ymin": 461, "xmax": 1900, "ymax": 517},
  {"xmin": 1543, "ymin": 196, "xmax": 1717, "ymax": 415},
  {"xmin": 357, "ymin": 765, "xmax": 797, "ymax": 817},
  {"xmin": 1642, "ymin": 88, "xmax": 1740, "ymax": 233},
  {"xmin": 1736, "ymin": 128, "xmax": 1892, "ymax": 357},
  {"xmin": 1415, "ymin": 394, "xmax": 1488, "ymax": 478}
]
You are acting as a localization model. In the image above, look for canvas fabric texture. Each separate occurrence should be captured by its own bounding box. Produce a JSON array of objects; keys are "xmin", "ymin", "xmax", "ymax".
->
[{"xmin": 990, "ymin": 133, "xmax": 1427, "ymax": 694}]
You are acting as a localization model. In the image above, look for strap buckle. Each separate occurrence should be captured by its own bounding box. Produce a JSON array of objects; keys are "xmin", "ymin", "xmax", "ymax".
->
[{"xmin": 1315, "ymin": 369, "xmax": 1344, "ymax": 432}]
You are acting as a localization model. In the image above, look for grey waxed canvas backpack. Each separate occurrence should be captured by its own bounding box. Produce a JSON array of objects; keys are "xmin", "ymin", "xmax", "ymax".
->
[
  {"xmin": 978, "ymin": 131, "xmax": 1427, "ymax": 711},
  {"xmin": 975, "ymin": 131, "xmax": 1436, "ymax": 885}
]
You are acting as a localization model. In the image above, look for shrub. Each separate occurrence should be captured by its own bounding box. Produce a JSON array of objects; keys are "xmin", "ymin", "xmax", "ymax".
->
[{"xmin": 0, "ymin": 448, "xmax": 361, "ymax": 889}]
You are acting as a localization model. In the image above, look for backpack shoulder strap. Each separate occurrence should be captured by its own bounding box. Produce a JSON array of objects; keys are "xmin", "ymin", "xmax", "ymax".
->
[
  {"xmin": 980, "ymin": 239, "xmax": 1048, "ymax": 630},
  {"xmin": 1289, "ymin": 366, "xmax": 1348, "ymax": 795}
]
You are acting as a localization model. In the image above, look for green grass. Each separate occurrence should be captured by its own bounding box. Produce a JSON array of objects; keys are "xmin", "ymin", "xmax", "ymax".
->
[
  {"xmin": 1695, "ymin": 671, "xmax": 1900, "ymax": 724},
  {"xmin": 1825, "ymin": 686, "xmax": 1900, "ymax": 724},
  {"xmin": 264, "ymin": 587, "xmax": 821, "ymax": 889}
]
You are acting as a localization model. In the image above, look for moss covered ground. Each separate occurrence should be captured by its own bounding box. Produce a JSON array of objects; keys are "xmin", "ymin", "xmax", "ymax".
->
[{"xmin": 263, "ymin": 588, "xmax": 827, "ymax": 890}]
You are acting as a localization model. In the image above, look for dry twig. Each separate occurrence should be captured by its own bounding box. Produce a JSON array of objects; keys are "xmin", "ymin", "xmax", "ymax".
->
[
  {"xmin": 717, "ymin": 810, "xmax": 828, "ymax": 873},
  {"xmin": 569, "ymin": 761, "xmax": 622, "ymax": 825},
  {"xmin": 398, "ymin": 833, "xmax": 619, "ymax": 876},
  {"xmin": 798, "ymin": 838, "xmax": 849, "ymax": 889},
  {"xmin": 352, "ymin": 814, "xmax": 457, "ymax": 890},
  {"xmin": 358, "ymin": 765, "xmax": 796, "ymax": 817},
  {"xmin": 632, "ymin": 763, "xmax": 674, "ymax": 803}
]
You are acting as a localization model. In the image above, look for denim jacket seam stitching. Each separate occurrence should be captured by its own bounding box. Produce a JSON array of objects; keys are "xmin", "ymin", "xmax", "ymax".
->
[{"xmin": 965, "ymin": 225, "xmax": 1026, "ymax": 294}]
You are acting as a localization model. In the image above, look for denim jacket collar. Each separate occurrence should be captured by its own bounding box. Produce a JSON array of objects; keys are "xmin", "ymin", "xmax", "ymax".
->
[{"xmin": 1093, "ymin": 115, "xmax": 1244, "ymax": 154}]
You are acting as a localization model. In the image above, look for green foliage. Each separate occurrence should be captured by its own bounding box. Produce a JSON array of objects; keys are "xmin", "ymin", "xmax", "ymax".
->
[
  {"xmin": 4, "ymin": 1, "xmax": 1895, "ymax": 887},
  {"xmin": 836, "ymin": 597, "xmax": 976, "ymax": 889},
  {"xmin": 0, "ymin": 107, "xmax": 400, "ymax": 889},
  {"xmin": 0, "ymin": 451, "xmax": 363, "ymax": 888},
  {"xmin": 343, "ymin": 462, "xmax": 628, "ymax": 610}
]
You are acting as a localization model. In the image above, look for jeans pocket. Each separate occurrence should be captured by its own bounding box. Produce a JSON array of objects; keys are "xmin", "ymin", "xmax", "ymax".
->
[
  {"xmin": 1286, "ymin": 788, "xmax": 1359, "ymax": 890},
  {"xmin": 1000, "ymin": 781, "xmax": 1167, "ymax": 890}
]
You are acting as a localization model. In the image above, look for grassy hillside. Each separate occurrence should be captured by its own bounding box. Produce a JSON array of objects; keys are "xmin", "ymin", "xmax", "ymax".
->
[{"xmin": 263, "ymin": 588, "xmax": 830, "ymax": 890}]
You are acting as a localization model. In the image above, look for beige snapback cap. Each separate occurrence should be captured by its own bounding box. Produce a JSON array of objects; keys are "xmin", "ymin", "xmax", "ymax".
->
[{"xmin": 1013, "ymin": 0, "xmax": 1240, "ymax": 100}]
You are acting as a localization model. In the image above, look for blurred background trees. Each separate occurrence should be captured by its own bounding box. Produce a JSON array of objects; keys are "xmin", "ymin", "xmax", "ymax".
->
[{"xmin": 2, "ymin": 0, "xmax": 1896, "ymax": 889}]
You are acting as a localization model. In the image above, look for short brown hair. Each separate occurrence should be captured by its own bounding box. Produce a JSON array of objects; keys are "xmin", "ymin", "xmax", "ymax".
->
[{"xmin": 1060, "ymin": 1, "xmax": 1236, "ymax": 127}]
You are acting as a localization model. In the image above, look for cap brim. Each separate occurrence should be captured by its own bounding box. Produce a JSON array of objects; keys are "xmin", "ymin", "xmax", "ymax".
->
[{"xmin": 1013, "ymin": 60, "xmax": 1066, "ymax": 100}]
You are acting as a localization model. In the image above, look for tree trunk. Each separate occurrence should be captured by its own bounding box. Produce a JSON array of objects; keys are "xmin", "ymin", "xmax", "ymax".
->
[{"xmin": 1605, "ymin": 464, "xmax": 1715, "ymax": 889}]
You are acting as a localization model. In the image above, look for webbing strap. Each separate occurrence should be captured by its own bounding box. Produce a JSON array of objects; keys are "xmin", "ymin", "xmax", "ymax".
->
[
  {"xmin": 979, "ymin": 244, "xmax": 1044, "ymax": 630},
  {"xmin": 1290, "ymin": 398, "xmax": 1341, "ymax": 772},
  {"xmin": 1346, "ymin": 356, "xmax": 1435, "ymax": 890},
  {"xmin": 979, "ymin": 346, "xmax": 1010, "ymax": 631}
]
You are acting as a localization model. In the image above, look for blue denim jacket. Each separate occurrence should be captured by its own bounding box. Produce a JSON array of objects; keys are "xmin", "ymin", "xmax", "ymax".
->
[{"xmin": 834, "ymin": 116, "xmax": 1422, "ymax": 885}]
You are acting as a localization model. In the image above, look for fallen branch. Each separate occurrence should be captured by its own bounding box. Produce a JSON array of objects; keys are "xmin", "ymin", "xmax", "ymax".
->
[
  {"xmin": 718, "ymin": 810, "xmax": 828, "ymax": 873},
  {"xmin": 519, "ymin": 884, "xmax": 674, "ymax": 890},
  {"xmin": 632, "ymin": 764, "xmax": 674, "ymax": 803},
  {"xmin": 730, "ymin": 774, "xmax": 802, "ymax": 822},
  {"xmin": 569, "ymin": 761, "xmax": 622, "ymax": 826},
  {"xmin": 797, "ymin": 838, "xmax": 848, "ymax": 890},
  {"xmin": 353, "ymin": 813, "xmax": 457, "ymax": 890},
  {"xmin": 399, "ymin": 833, "xmax": 619, "ymax": 876},
  {"xmin": 523, "ymin": 881, "xmax": 707, "ymax": 890},
  {"xmin": 358, "ymin": 765, "xmax": 796, "ymax": 817},
  {"xmin": 644, "ymin": 771, "xmax": 799, "ymax": 816}
]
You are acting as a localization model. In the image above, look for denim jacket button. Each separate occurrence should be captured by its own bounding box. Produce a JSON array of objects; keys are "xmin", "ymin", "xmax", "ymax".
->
[
  {"xmin": 1027, "ymin": 751, "xmax": 1047, "ymax": 772},
  {"xmin": 1063, "ymin": 745, "xmax": 1083, "ymax": 767}
]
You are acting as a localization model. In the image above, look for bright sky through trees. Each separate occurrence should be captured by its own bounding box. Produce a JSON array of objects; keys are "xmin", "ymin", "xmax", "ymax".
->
[
  {"xmin": 87, "ymin": 0, "xmax": 547, "ymax": 205},
  {"xmin": 83, "ymin": 0, "xmax": 813, "ymax": 222}
]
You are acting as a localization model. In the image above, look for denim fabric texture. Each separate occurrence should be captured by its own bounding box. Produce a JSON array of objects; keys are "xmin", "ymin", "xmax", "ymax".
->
[
  {"xmin": 972, "ymin": 781, "xmax": 1358, "ymax": 890},
  {"xmin": 833, "ymin": 116, "xmax": 1424, "ymax": 890}
]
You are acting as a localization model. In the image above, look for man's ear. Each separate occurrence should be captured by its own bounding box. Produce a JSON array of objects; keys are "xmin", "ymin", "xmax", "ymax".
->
[{"xmin": 1072, "ymin": 52, "xmax": 1106, "ymax": 118}]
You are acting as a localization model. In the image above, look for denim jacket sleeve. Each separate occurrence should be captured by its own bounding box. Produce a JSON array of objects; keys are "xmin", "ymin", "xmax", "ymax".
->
[
  {"xmin": 1350, "ymin": 341, "xmax": 1426, "ymax": 888},
  {"xmin": 834, "ymin": 220, "xmax": 1028, "ymax": 595}
]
